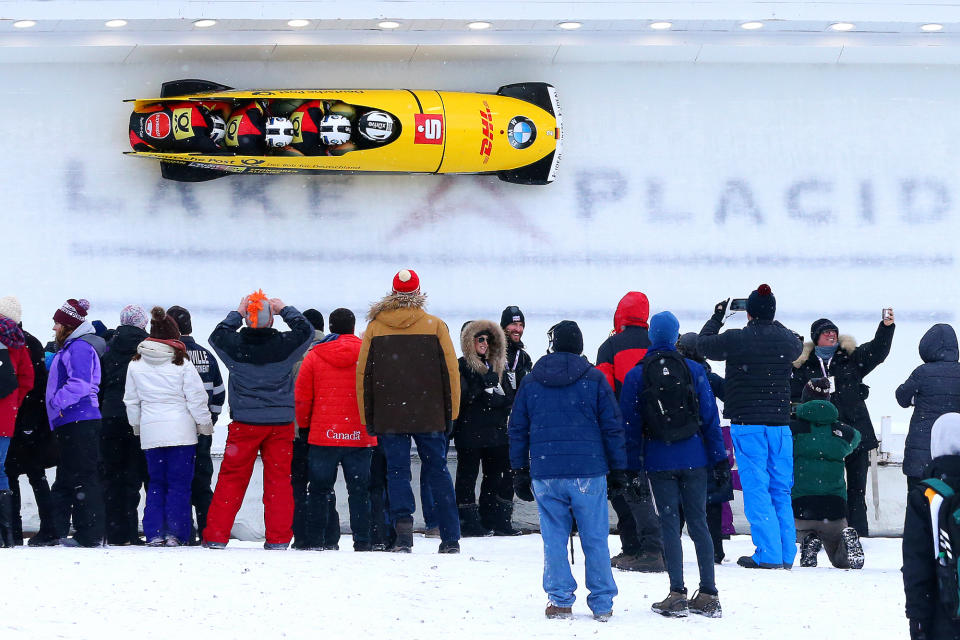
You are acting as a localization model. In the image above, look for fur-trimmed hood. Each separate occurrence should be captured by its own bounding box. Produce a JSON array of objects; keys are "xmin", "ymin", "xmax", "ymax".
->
[
  {"xmin": 367, "ymin": 291, "xmax": 428, "ymax": 324},
  {"xmin": 460, "ymin": 319, "xmax": 506, "ymax": 377},
  {"xmin": 793, "ymin": 335, "xmax": 857, "ymax": 368}
]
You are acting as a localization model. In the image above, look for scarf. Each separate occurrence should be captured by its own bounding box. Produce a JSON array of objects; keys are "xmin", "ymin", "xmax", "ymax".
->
[
  {"xmin": 0, "ymin": 316, "xmax": 25, "ymax": 349},
  {"xmin": 815, "ymin": 344, "xmax": 839, "ymax": 361}
]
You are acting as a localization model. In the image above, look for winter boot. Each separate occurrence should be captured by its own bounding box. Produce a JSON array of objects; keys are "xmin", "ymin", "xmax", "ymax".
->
[
  {"xmin": 458, "ymin": 505, "xmax": 493, "ymax": 538},
  {"xmin": 651, "ymin": 589, "xmax": 689, "ymax": 617},
  {"xmin": 390, "ymin": 517, "xmax": 414, "ymax": 553},
  {"xmin": 800, "ymin": 533, "xmax": 822, "ymax": 568},
  {"xmin": 438, "ymin": 540, "xmax": 460, "ymax": 554},
  {"xmin": 613, "ymin": 551, "xmax": 666, "ymax": 573},
  {"xmin": 423, "ymin": 527, "xmax": 441, "ymax": 539},
  {"xmin": 593, "ymin": 611, "xmax": 613, "ymax": 622},
  {"xmin": 0, "ymin": 490, "xmax": 14, "ymax": 548},
  {"xmin": 689, "ymin": 590, "xmax": 722, "ymax": 618},
  {"xmin": 737, "ymin": 555, "xmax": 781, "ymax": 569},
  {"xmin": 492, "ymin": 497, "xmax": 522, "ymax": 536},
  {"xmin": 545, "ymin": 603, "xmax": 573, "ymax": 619},
  {"xmin": 841, "ymin": 527, "xmax": 864, "ymax": 569}
]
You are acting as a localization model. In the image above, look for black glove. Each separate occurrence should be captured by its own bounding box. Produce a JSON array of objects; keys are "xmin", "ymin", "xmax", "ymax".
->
[
  {"xmin": 482, "ymin": 369, "xmax": 500, "ymax": 387},
  {"xmin": 365, "ymin": 423, "xmax": 376, "ymax": 437},
  {"xmin": 713, "ymin": 459, "xmax": 732, "ymax": 487},
  {"xmin": 445, "ymin": 420, "xmax": 455, "ymax": 437},
  {"xmin": 910, "ymin": 619, "xmax": 930, "ymax": 640},
  {"xmin": 607, "ymin": 469, "xmax": 630, "ymax": 499},
  {"xmin": 513, "ymin": 468, "xmax": 535, "ymax": 502},
  {"xmin": 712, "ymin": 298, "xmax": 730, "ymax": 321},
  {"xmin": 628, "ymin": 470, "xmax": 651, "ymax": 501}
]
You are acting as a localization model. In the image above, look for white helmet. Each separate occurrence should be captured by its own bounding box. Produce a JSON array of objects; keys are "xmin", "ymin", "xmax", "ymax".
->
[
  {"xmin": 358, "ymin": 110, "xmax": 394, "ymax": 142},
  {"xmin": 264, "ymin": 116, "xmax": 294, "ymax": 148},
  {"xmin": 319, "ymin": 114, "xmax": 352, "ymax": 146},
  {"xmin": 208, "ymin": 114, "xmax": 226, "ymax": 144}
]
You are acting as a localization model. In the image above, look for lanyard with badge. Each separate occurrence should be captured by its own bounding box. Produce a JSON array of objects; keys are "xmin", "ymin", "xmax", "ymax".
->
[
  {"xmin": 506, "ymin": 349, "xmax": 520, "ymax": 389},
  {"xmin": 818, "ymin": 356, "xmax": 836, "ymax": 393}
]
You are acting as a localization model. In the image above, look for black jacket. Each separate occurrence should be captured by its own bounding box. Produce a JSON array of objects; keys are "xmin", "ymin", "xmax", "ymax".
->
[
  {"xmin": 98, "ymin": 325, "xmax": 148, "ymax": 431},
  {"xmin": 454, "ymin": 319, "xmax": 511, "ymax": 449},
  {"xmin": 791, "ymin": 321, "xmax": 894, "ymax": 452},
  {"xmin": 182, "ymin": 336, "xmax": 225, "ymax": 425},
  {"xmin": 5, "ymin": 330, "xmax": 57, "ymax": 475},
  {"xmin": 903, "ymin": 454, "xmax": 960, "ymax": 639},
  {"xmin": 897, "ymin": 324, "xmax": 960, "ymax": 478},
  {"xmin": 504, "ymin": 339, "xmax": 533, "ymax": 404},
  {"xmin": 699, "ymin": 317, "xmax": 803, "ymax": 426}
]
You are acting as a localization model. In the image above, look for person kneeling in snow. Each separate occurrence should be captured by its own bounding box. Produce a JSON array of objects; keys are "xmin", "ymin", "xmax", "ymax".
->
[
  {"xmin": 791, "ymin": 378, "xmax": 864, "ymax": 569},
  {"xmin": 508, "ymin": 320, "xmax": 628, "ymax": 621}
]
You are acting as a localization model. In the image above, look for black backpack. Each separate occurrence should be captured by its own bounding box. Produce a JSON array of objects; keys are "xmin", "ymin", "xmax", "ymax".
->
[
  {"xmin": 921, "ymin": 478, "xmax": 960, "ymax": 620},
  {"xmin": 640, "ymin": 350, "xmax": 701, "ymax": 442},
  {"xmin": 0, "ymin": 345, "xmax": 17, "ymax": 399}
]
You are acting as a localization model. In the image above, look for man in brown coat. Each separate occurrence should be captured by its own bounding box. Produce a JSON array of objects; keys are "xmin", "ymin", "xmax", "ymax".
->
[{"xmin": 357, "ymin": 269, "xmax": 461, "ymax": 553}]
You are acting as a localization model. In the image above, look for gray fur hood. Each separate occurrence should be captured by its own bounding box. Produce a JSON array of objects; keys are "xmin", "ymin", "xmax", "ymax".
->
[
  {"xmin": 460, "ymin": 319, "xmax": 507, "ymax": 377},
  {"xmin": 366, "ymin": 291, "xmax": 427, "ymax": 322},
  {"xmin": 793, "ymin": 335, "xmax": 857, "ymax": 368}
]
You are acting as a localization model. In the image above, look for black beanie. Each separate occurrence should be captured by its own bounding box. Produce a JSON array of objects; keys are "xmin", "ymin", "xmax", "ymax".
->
[
  {"xmin": 303, "ymin": 309, "xmax": 324, "ymax": 332},
  {"xmin": 810, "ymin": 318, "xmax": 839, "ymax": 344},
  {"xmin": 501, "ymin": 305, "xmax": 525, "ymax": 329},
  {"xmin": 166, "ymin": 305, "xmax": 192, "ymax": 335},
  {"xmin": 548, "ymin": 320, "xmax": 583, "ymax": 355},
  {"xmin": 746, "ymin": 284, "xmax": 776, "ymax": 321},
  {"xmin": 801, "ymin": 377, "xmax": 832, "ymax": 402},
  {"xmin": 329, "ymin": 308, "xmax": 355, "ymax": 335}
]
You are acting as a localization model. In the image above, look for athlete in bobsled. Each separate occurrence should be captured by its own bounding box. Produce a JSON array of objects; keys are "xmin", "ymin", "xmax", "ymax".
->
[{"xmin": 129, "ymin": 101, "xmax": 229, "ymax": 153}]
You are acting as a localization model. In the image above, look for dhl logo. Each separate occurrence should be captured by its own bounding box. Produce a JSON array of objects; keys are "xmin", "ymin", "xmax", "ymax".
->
[{"xmin": 480, "ymin": 100, "xmax": 493, "ymax": 164}]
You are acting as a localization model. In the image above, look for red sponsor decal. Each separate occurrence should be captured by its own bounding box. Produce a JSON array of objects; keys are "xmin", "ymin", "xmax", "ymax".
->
[
  {"xmin": 145, "ymin": 112, "xmax": 171, "ymax": 138},
  {"xmin": 479, "ymin": 101, "xmax": 493, "ymax": 164},
  {"xmin": 414, "ymin": 114, "xmax": 444, "ymax": 145}
]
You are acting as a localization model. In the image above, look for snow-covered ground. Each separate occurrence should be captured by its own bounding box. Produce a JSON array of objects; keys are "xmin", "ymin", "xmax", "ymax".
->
[{"xmin": 2, "ymin": 533, "xmax": 906, "ymax": 639}]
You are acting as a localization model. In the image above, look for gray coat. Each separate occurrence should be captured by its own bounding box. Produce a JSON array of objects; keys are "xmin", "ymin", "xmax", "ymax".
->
[{"xmin": 896, "ymin": 323, "xmax": 960, "ymax": 477}]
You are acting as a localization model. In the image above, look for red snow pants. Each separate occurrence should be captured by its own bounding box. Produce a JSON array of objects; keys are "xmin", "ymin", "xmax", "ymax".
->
[{"xmin": 203, "ymin": 422, "xmax": 294, "ymax": 545}]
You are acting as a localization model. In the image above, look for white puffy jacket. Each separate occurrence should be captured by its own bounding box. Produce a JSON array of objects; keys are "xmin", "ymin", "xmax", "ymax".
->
[{"xmin": 123, "ymin": 339, "xmax": 213, "ymax": 450}]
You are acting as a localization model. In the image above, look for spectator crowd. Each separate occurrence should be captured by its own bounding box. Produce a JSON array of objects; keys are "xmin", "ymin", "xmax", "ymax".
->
[{"xmin": 0, "ymin": 272, "xmax": 956, "ymax": 636}]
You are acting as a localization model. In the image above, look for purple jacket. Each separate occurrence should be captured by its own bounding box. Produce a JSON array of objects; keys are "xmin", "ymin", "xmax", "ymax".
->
[{"xmin": 46, "ymin": 322, "xmax": 103, "ymax": 429}]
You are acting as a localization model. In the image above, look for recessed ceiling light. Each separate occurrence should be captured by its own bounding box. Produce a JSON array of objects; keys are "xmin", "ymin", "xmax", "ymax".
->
[
  {"xmin": 921, "ymin": 23, "xmax": 944, "ymax": 32},
  {"xmin": 105, "ymin": 19, "xmax": 127, "ymax": 28},
  {"xmin": 830, "ymin": 22, "xmax": 855, "ymax": 31},
  {"xmin": 13, "ymin": 20, "xmax": 36, "ymax": 28},
  {"xmin": 650, "ymin": 21, "xmax": 673, "ymax": 30},
  {"xmin": 378, "ymin": 21, "xmax": 401, "ymax": 29},
  {"xmin": 467, "ymin": 21, "xmax": 491, "ymax": 30},
  {"xmin": 287, "ymin": 19, "xmax": 310, "ymax": 28},
  {"xmin": 557, "ymin": 22, "xmax": 582, "ymax": 30},
  {"xmin": 193, "ymin": 19, "xmax": 217, "ymax": 28},
  {"xmin": 740, "ymin": 21, "xmax": 764, "ymax": 30}
]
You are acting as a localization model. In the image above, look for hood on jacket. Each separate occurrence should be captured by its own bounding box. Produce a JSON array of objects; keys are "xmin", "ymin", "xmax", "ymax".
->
[
  {"xmin": 919, "ymin": 323, "xmax": 959, "ymax": 364},
  {"xmin": 932, "ymin": 413, "xmax": 960, "ymax": 458},
  {"xmin": 530, "ymin": 352, "xmax": 592, "ymax": 388},
  {"xmin": 64, "ymin": 320, "xmax": 107, "ymax": 356},
  {"xmin": 613, "ymin": 292, "xmax": 649, "ymax": 334},
  {"xmin": 108, "ymin": 324, "xmax": 148, "ymax": 357},
  {"xmin": 648, "ymin": 311, "xmax": 680, "ymax": 350},
  {"xmin": 795, "ymin": 399, "xmax": 839, "ymax": 426},
  {"xmin": 460, "ymin": 319, "xmax": 507, "ymax": 376},
  {"xmin": 136, "ymin": 339, "xmax": 177, "ymax": 365},
  {"xmin": 312, "ymin": 333, "xmax": 361, "ymax": 368},
  {"xmin": 367, "ymin": 291, "xmax": 428, "ymax": 328},
  {"xmin": 794, "ymin": 335, "xmax": 857, "ymax": 368}
]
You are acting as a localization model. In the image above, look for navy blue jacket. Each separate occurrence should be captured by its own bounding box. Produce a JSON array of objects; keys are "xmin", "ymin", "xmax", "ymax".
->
[
  {"xmin": 181, "ymin": 336, "xmax": 225, "ymax": 425},
  {"xmin": 620, "ymin": 344, "xmax": 726, "ymax": 473},
  {"xmin": 508, "ymin": 352, "xmax": 626, "ymax": 479},
  {"xmin": 896, "ymin": 324, "xmax": 960, "ymax": 477},
  {"xmin": 699, "ymin": 317, "xmax": 802, "ymax": 426}
]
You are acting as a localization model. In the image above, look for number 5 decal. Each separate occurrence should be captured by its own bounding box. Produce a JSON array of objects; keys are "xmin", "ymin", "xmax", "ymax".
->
[{"xmin": 414, "ymin": 114, "xmax": 444, "ymax": 145}]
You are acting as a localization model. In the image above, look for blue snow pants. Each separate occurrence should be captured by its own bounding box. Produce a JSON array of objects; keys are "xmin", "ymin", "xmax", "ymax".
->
[{"xmin": 730, "ymin": 424, "xmax": 796, "ymax": 567}]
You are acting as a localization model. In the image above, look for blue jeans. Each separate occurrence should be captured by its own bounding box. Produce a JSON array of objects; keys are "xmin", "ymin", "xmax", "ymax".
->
[
  {"xmin": 143, "ymin": 445, "xmax": 196, "ymax": 542},
  {"xmin": 648, "ymin": 467, "xmax": 715, "ymax": 593},
  {"xmin": 533, "ymin": 476, "xmax": 618, "ymax": 615},
  {"xmin": 0, "ymin": 436, "xmax": 10, "ymax": 491},
  {"xmin": 420, "ymin": 434, "xmax": 448, "ymax": 529},
  {"xmin": 308, "ymin": 445, "xmax": 373, "ymax": 548},
  {"xmin": 380, "ymin": 432, "xmax": 460, "ymax": 542},
  {"xmin": 731, "ymin": 424, "xmax": 796, "ymax": 566}
]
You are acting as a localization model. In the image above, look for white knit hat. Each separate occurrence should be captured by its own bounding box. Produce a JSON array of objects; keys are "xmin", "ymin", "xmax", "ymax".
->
[{"xmin": 0, "ymin": 296, "xmax": 22, "ymax": 324}]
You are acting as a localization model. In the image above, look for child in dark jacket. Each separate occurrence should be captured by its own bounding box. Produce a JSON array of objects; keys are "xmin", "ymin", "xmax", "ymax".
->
[{"xmin": 791, "ymin": 378, "xmax": 863, "ymax": 569}]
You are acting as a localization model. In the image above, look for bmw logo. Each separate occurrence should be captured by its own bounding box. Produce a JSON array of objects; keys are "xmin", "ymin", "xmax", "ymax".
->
[{"xmin": 507, "ymin": 116, "xmax": 536, "ymax": 149}]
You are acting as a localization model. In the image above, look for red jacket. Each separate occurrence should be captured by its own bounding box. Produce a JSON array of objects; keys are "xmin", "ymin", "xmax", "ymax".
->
[
  {"xmin": 295, "ymin": 334, "xmax": 376, "ymax": 447},
  {"xmin": 1, "ymin": 345, "xmax": 35, "ymax": 437},
  {"xmin": 595, "ymin": 292, "xmax": 650, "ymax": 399}
]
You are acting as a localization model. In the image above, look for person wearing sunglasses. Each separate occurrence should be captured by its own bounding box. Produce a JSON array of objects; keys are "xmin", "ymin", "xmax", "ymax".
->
[{"xmin": 452, "ymin": 321, "xmax": 518, "ymax": 537}]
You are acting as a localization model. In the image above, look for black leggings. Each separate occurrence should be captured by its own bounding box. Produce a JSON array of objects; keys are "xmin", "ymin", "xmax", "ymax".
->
[{"xmin": 454, "ymin": 445, "xmax": 513, "ymax": 517}]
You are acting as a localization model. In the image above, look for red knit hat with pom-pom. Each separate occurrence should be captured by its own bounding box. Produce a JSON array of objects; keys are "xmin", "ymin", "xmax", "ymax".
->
[
  {"xmin": 392, "ymin": 269, "xmax": 420, "ymax": 295},
  {"xmin": 746, "ymin": 283, "xmax": 776, "ymax": 320}
]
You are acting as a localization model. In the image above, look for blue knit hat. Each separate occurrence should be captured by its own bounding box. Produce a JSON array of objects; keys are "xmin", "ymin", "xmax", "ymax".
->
[{"xmin": 648, "ymin": 311, "xmax": 680, "ymax": 348}]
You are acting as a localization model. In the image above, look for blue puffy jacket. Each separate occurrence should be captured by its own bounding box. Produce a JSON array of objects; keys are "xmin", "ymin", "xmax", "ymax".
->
[
  {"xmin": 698, "ymin": 316, "xmax": 802, "ymax": 426},
  {"xmin": 620, "ymin": 344, "xmax": 727, "ymax": 473},
  {"xmin": 508, "ymin": 352, "xmax": 626, "ymax": 479}
]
